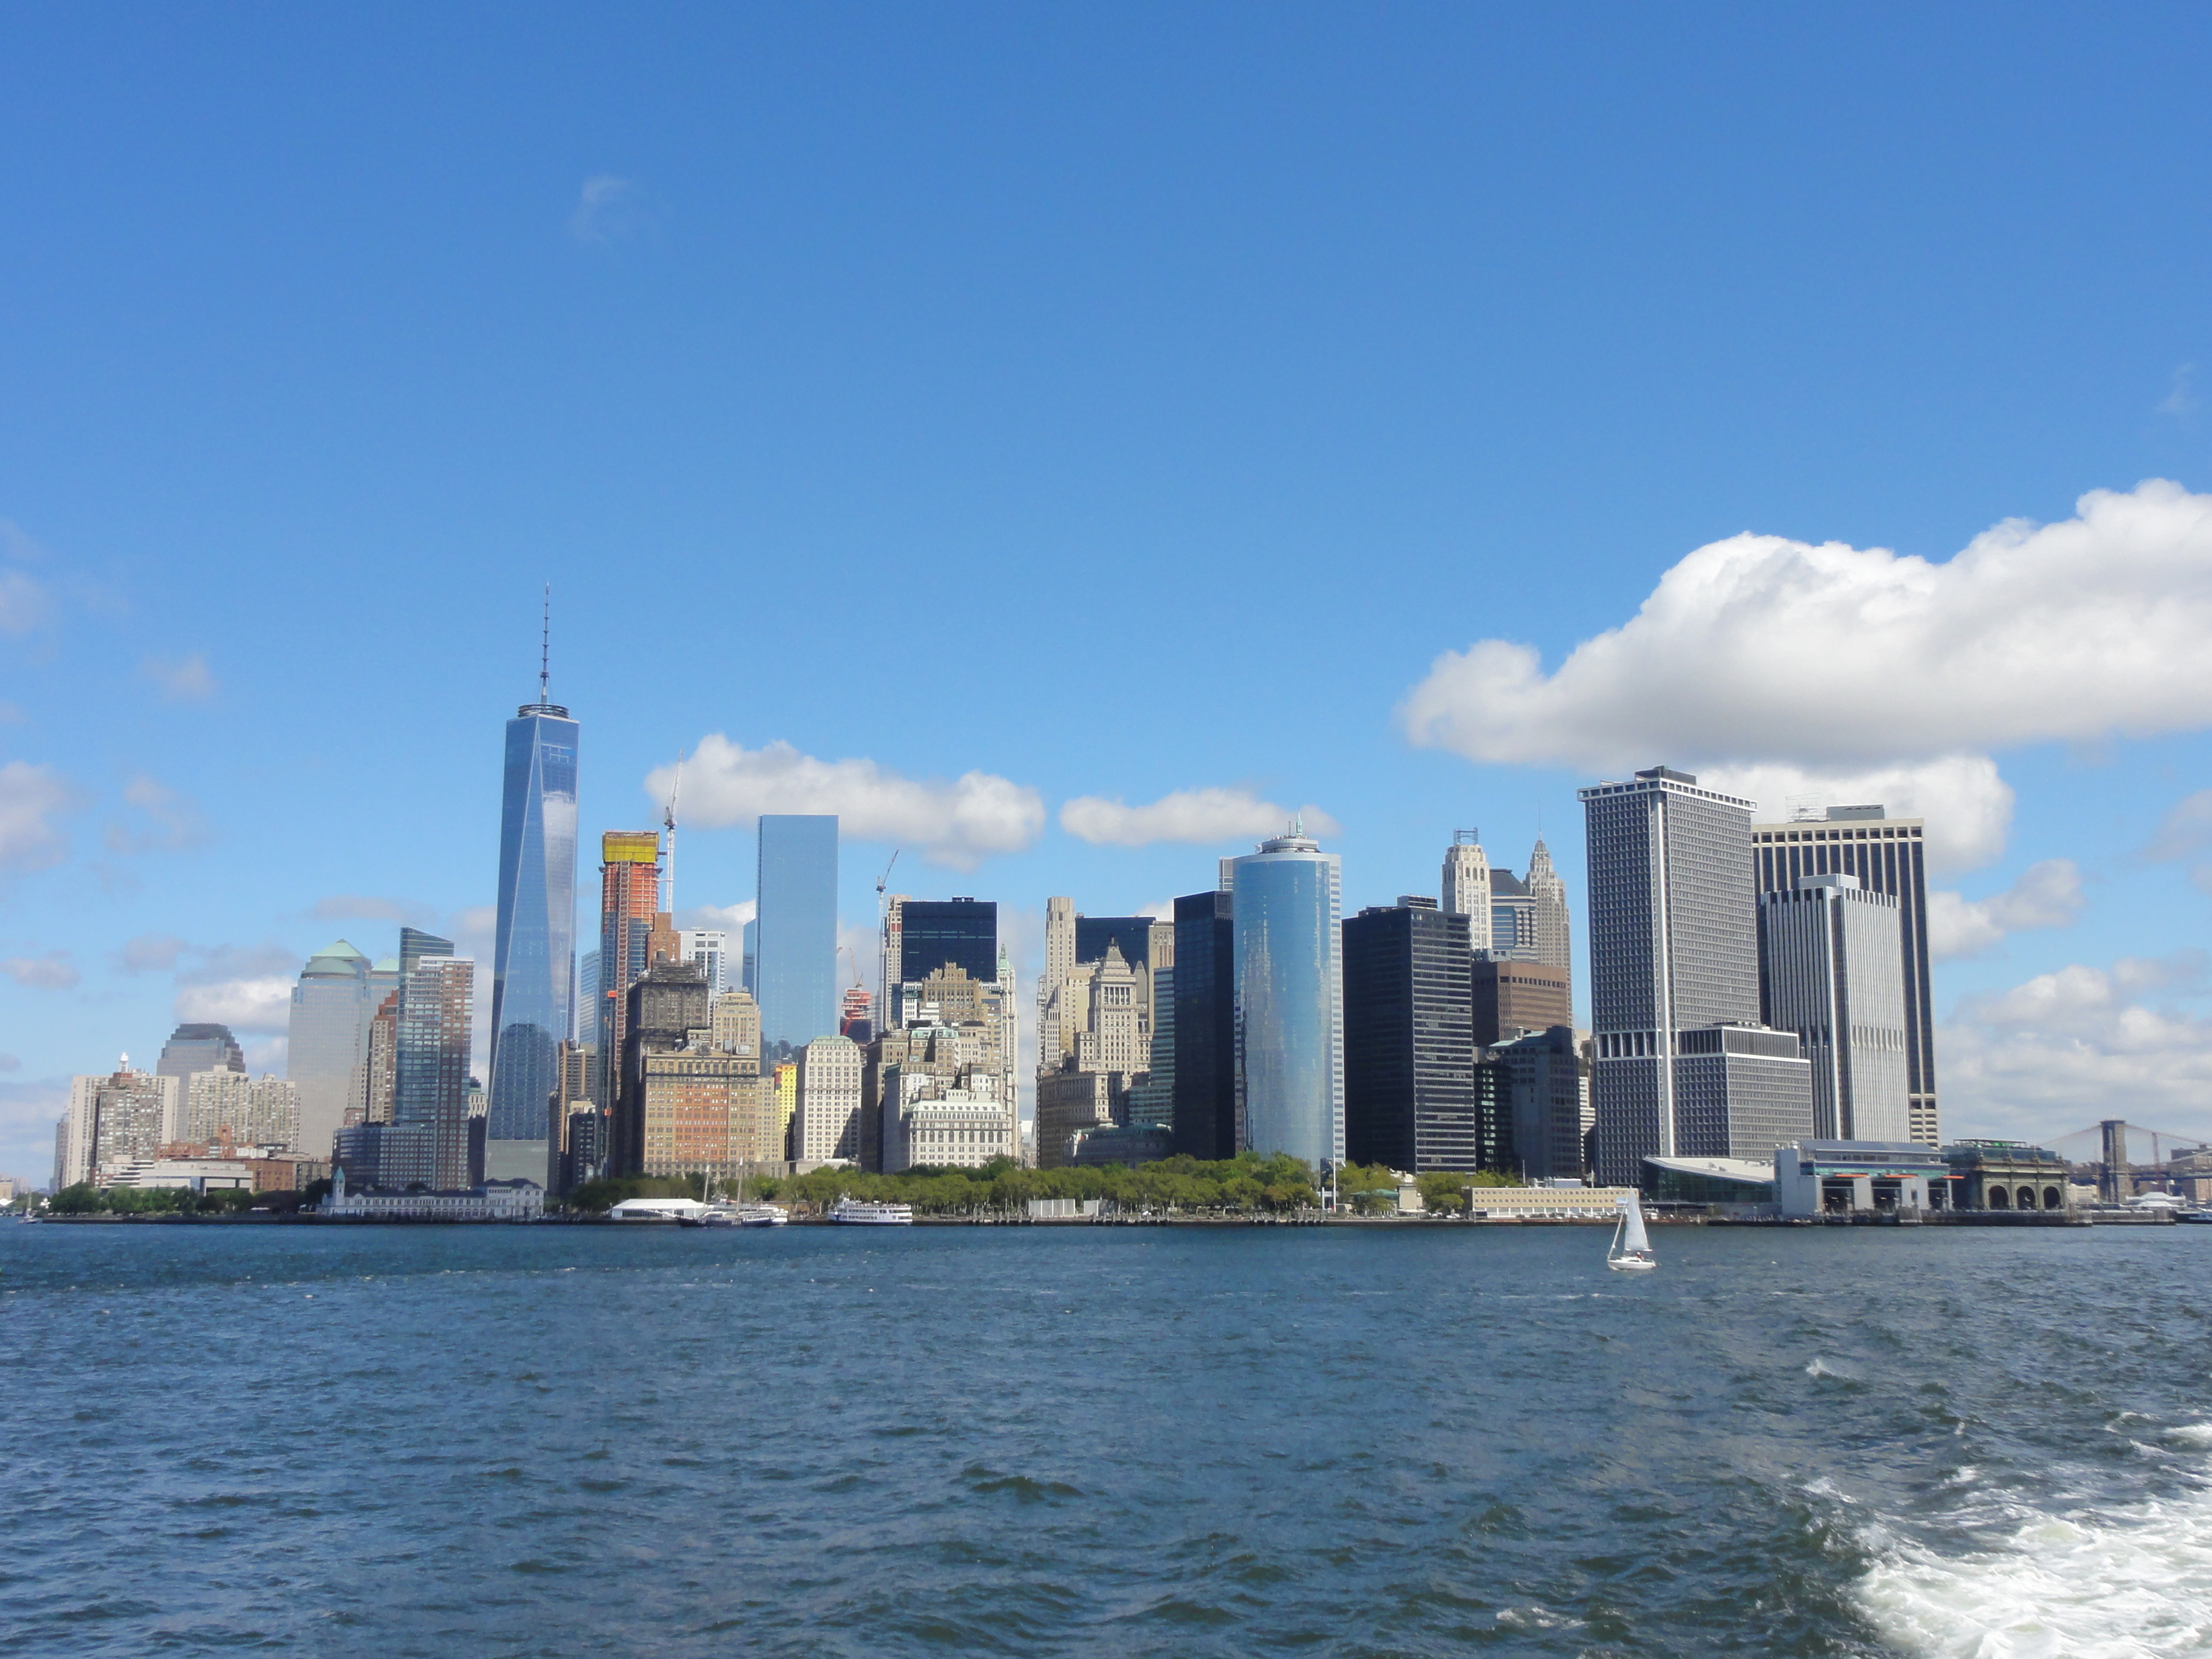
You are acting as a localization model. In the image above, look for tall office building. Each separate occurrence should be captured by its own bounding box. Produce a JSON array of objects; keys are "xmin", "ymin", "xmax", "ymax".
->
[
  {"xmin": 615, "ymin": 961, "xmax": 713, "ymax": 1175},
  {"xmin": 1486, "ymin": 869, "xmax": 1538, "ymax": 961},
  {"xmin": 1752, "ymin": 806, "xmax": 1938, "ymax": 1146},
  {"xmin": 756, "ymin": 814, "xmax": 838, "ymax": 1057},
  {"xmin": 1441, "ymin": 830, "xmax": 1495, "ymax": 954},
  {"xmin": 679, "ymin": 930, "xmax": 730, "ymax": 997},
  {"xmin": 1759, "ymin": 873, "xmax": 1911, "ymax": 1142},
  {"xmin": 1124, "ymin": 961, "xmax": 1176, "ymax": 1132},
  {"xmin": 487, "ymin": 684, "xmax": 579, "ymax": 1175},
  {"xmin": 1492, "ymin": 1026, "xmax": 1585, "ymax": 1182},
  {"xmin": 1471, "ymin": 959, "xmax": 1573, "ymax": 1046},
  {"xmin": 1526, "ymin": 835, "xmax": 1573, "ymax": 981},
  {"xmin": 1036, "ymin": 902, "xmax": 1166, "ymax": 1077},
  {"xmin": 181, "ymin": 1071, "xmax": 300, "ymax": 1148},
  {"xmin": 60, "ymin": 1062, "xmax": 181, "ymax": 1187},
  {"xmin": 1230, "ymin": 830, "xmax": 1344, "ymax": 1169},
  {"xmin": 392, "ymin": 932, "xmax": 474, "ymax": 1190},
  {"xmin": 577, "ymin": 951, "xmax": 600, "ymax": 1040},
  {"xmin": 156, "ymin": 1023, "xmax": 243, "ymax": 1081},
  {"xmin": 898, "ymin": 897, "xmax": 998, "ymax": 987},
  {"xmin": 795, "ymin": 1034, "xmax": 866, "ymax": 1163},
  {"xmin": 287, "ymin": 939, "xmax": 373, "ymax": 1161},
  {"xmin": 1343, "ymin": 899, "xmax": 1478, "ymax": 1172},
  {"xmin": 740, "ymin": 920, "xmax": 757, "ymax": 995},
  {"xmin": 1172, "ymin": 890, "xmax": 1236, "ymax": 1160},
  {"xmin": 1580, "ymin": 767, "xmax": 1812, "ymax": 1185},
  {"xmin": 596, "ymin": 831, "xmax": 664, "ymax": 1097}
]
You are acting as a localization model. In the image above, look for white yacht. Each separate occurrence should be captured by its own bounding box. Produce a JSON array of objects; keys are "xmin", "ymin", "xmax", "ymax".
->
[{"xmin": 827, "ymin": 1196, "xmax": 914, "ymax": 1226}]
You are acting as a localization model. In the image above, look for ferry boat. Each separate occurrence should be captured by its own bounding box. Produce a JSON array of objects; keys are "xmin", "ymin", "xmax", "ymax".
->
[
  {"xmin": 827, "ymin": 1196, "xmax": 914, "ymax": 1226},
  {"xmin": 736, "ymin": 1204, "xmax": 789, "ymax": 1228}
]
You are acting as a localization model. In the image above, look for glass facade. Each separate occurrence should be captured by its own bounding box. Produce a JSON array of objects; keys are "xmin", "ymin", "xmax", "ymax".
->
[
  {"xmin": 488, "ymin": 704, "xmax": 579, "ymax": 1142},
  {"xmin": 287, "ymin": 939, "xmax": 372, "ymax": 1162},
  {"xmin": 1074, "ymin": 916, "xmax": 1155, "ymax": 968},
  {"xmin": 899, "ymin": 898, "xmax": 998, "ymax": 986},
  {"xmin": 1343, "ymin": 904, "xmax": 1476, "ymax": 1172},
  {"xmin": 756, "ymin": 814, "xmax": 839, "ymax": 1055},
  {"xmin": 1231, "ymin": 835, "xmax": 1344, "ymax": 1170},
  {"xmin": 1172, "ymin": 891, "xmax": 1236, "ymax": 1160}
]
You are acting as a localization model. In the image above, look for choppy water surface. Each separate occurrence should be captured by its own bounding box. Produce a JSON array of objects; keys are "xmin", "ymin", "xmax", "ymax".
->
[{"xmin": 3, "ymin": 1222, "xmax": 2209, "ymax": 1657}]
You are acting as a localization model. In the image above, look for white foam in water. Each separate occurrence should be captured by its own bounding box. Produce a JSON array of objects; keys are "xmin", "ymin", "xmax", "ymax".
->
[
  {"xmin": 2168, "ymin": 1425, "xmax": 2212, "ymax": 1449},
  {"xmin": 1858, "ymin": 1487, "xmax": 2212, "ymax": 1658}
]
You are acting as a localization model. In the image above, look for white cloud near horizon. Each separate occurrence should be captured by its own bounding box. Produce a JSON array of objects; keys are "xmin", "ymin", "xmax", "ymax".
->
[
  {"xmin": 679, "ymin": 899, "xmax": 755, "ymax": 934},
  {"xmin": 1703, "ymin": 757, "xmax": 2014, "ymax": 873},
  {"xmin": 1060, "ymin": 787, "xmax": 1342, "ymax": 848},
  {"xmin": 174, "ymin": 975, "xmax": 295, "ymax": 1034},
  {"xmin": 0, "ymin": 762, "xmax": 75, "ymax": 872},
  {"xmin": 1402, "ymin": 481, "xmax": 2212, "ymax": 871},
  {"xmin": 1940, "ymin": 951, "xmax": 2212, "ymax": 1144},
  {"xmin": 653, "ymin": 737, "xmax": 1046, "ymax": 871},
  {"xmin": 1926, "ymin": 859, "xmax": 2086, "ymax": 960}
]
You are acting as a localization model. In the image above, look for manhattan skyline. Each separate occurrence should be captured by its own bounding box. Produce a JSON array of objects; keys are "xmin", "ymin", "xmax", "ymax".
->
[{"xmin": 4, "ymin": 7, "xmax": 2212, "ymax": 1182}]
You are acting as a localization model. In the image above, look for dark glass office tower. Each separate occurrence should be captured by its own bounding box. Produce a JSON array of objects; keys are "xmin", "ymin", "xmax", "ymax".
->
[
  {"xmin": 756, "ymin": 814, "xmax": 839, "ymax": 1056},
  {"xmin": 1172, "ymin": 890, "xmax": 1235, "ymax": 1160},
  {"xmin": 156, "ymin": 1022, "xmax": 244, "ymax": 1081},
  {"xmin": 899, "ymin": 897, "xmax": 998, "ymax": 984},
  {"xmin": 1074, "ymin": 916, "xmax": 1155, "ymax": 968},
  {"xmin": 488, "ymin": 695, "xmax": 579, "ymax": 1146},
  {"xmin": 1343, "ymin": 901, "xmax": 1477, "ymax": 1172}
]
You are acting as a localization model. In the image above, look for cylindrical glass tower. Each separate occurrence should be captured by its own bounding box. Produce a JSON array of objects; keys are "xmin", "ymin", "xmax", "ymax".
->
[{"xmin": 1231, "ymin": 831, "xmax": 1344, "ymax": 1170}]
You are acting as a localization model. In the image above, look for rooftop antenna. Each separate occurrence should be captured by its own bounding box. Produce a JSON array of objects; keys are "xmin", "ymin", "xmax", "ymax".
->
[
  {"xmin": 664, "ymin": 749, "xmax": 686, "ymax": 919},
  {"xmin": 538, "ymin": 584, "xmax": 551, "ymax": 706}
]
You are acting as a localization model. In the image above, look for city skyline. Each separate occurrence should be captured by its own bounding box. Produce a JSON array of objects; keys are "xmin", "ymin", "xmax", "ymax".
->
[{"xmin": 8, "ymin": 7, "xmax": 2212, "ymax": 1182}]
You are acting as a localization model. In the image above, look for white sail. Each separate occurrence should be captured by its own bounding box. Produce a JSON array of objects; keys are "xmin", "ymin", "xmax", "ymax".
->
[{"xmin": 1618, "ymin": 1191, "xmax": 1652, "ymax": 1256}]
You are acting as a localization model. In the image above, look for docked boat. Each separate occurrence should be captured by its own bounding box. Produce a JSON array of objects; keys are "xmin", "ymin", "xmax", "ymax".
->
[
  {"xmin": 827, "ymin": 1196, "xmax": 914, "ymax": 1226},
  {"xmin": 1606, "ymin": 1191, "xmax": 1658, "ymax": 1272},
  {"xmin": 737, "ymin": 1204, "xmax": 789, "ymax": 1228}
]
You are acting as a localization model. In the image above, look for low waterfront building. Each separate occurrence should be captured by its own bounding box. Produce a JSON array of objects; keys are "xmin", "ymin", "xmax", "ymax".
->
[
  {"xmin": 1941, "ymin": 1140, "xmax": 2072, "ymax": 1212},
  {"xmin": 321, "ymin": 1165, "xmax": 543, "ymax": 1220},
  {"xmin": 1642, "ymin": 1155, "xmax": 1775, "ymax": 1209},
  {"xmin": 101, "ymin": 1157, "xmax": 257, "ymax": 1192},
  {"xmin": 1774, "ymin": 1140, "xmax": 1950, "ymax": 1217},
  {"xmin": 1459, "ymin": 1183, "xmax": 1640, "ymax": 1220}
]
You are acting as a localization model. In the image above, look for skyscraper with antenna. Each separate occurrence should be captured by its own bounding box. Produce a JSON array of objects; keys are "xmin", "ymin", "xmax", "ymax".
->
[{"xmin": 487, "ymin": 588, "xmax": 581, "ymax": 1183}]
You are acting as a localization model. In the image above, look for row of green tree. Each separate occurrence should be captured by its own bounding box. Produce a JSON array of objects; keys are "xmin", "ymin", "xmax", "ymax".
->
[
  {"xmin": 561, "ymin": 1155, "xmax": 1524, "ymax": 1217},
  {"xmin": 45, "ymin": 1183, "xmax": 268, "ymax": 1216}
]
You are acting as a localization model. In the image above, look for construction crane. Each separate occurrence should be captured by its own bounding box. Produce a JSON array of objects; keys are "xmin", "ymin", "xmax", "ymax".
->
[
  {"xmin": 839, "ymin": 945, "xmax": 863, "ymax": 989},
  {"xmin": 662, "ymin": 749, "xmax": 686, "ymax": 919},
  {"xmin": 875, "ymin": 848, "xmax": 900, "ymax": 907}
]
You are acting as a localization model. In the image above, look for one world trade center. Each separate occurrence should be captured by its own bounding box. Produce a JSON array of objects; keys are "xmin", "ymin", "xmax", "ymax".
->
[{"xmin": 487, "ymin": 638, "xmax": 580, "ymax": 1183}]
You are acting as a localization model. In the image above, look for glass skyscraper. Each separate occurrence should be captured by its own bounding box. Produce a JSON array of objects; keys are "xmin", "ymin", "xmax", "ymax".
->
[
  {"xmin": 898, "ymin": 897, "xmax": 998, "ymax": 985},
  {"xmin": 487, "ymin": 695, "xmax": 579, "ymax": 1148},
  {"xmin": 1230, "ymin": 831, "xmax": 1344, "ymax": 1170},
  {"xmin": 755, "ymin": 814, "xmax": 839, "ymax": 1057}
]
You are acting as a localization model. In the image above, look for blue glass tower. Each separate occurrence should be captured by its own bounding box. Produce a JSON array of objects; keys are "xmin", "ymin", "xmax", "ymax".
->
[
  {"xmin": 1231, "ymin": 830, "xmax": 1344, "ymax": 1170},
  {"xmin": 755, "ymin": 814, "xmax": 838, "ymax": 1057},
  {"xmin": 487, "ymin": 677, "xmax": 580, "ymax": 1150}
]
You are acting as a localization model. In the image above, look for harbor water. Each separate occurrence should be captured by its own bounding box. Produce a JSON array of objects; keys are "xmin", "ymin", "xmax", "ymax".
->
[{"xmin": 3, "ymin": 1221, "xmax": 2208, "ymax": 1656}]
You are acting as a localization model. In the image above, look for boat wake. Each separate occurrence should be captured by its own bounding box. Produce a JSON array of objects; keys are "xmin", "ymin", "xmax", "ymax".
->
[{"xmin": 1857, "ymin": 1484, "xmax": 2212, "ymax": 1658}]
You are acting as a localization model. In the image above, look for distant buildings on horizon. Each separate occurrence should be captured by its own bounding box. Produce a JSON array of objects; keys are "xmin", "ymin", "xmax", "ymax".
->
[{"xmin": 44, "ymin": 647, "xmax": 1958, "ymax": 1207}]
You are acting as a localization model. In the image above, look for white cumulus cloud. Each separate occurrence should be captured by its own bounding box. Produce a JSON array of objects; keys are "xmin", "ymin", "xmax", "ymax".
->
[
  {"xmin": 653, "ymin": 737, "xmax": 1045, "ymax": 872},
  {"xmin": 1939, "ymin": 952, "xmax": 2212, "ymax": 1144},
  {"xmin": 1924, "ymin": 859, "xmax": 2087, "ymax": 960},
  {"xmin": 1703, "ymin": 756, "xmax": 2014, "ymax": 874},
  {"xmin": 1402, "ymin": 481, "xmax": 2212, "ymax": 870},
  {"xmin": 174, "ymin": 975, "xmax": 296, "ymax": 1033},
  {"xmin": 1060, "ymin": 787, "xmax": 1342, "ymax": 848},
  {"xmin": 0, "ymin": 762, "xmax": 75, "ymax": 872},
  {"xmin": 678, "ymin": 900, "xmax": 755, "ymax": 933}
]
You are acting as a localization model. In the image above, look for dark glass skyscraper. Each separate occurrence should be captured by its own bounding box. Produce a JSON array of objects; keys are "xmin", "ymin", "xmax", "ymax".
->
[
  {"xmin": 1343, "ymin": 900, "xmax": 1477, "ymax": 1172},
  {"xmin": 1172, "ymin": 890, "xmax": 1236, "ymax": 1160},
  {"xmin": 756, "ymin": 814, "xmax": 839, "ymax": 1056},
  {"xmin": 899, "ymin": 898, "xmax": 998, "ymax": 985},
  {"xmin": 488, "ymin": 693, "xmax": 579, "ymax": 1147}
]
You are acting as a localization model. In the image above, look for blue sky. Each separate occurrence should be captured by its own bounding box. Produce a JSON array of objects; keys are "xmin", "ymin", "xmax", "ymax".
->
[{"xmin": 4, "ymin": 3, "xmax": 2212, "ymax": 1181}]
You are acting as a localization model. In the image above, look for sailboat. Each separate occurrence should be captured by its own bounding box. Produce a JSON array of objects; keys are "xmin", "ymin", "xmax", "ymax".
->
[{"xmin": 1607, "ymin": 1190, "xmax": 1658, "ymax": 1272}]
